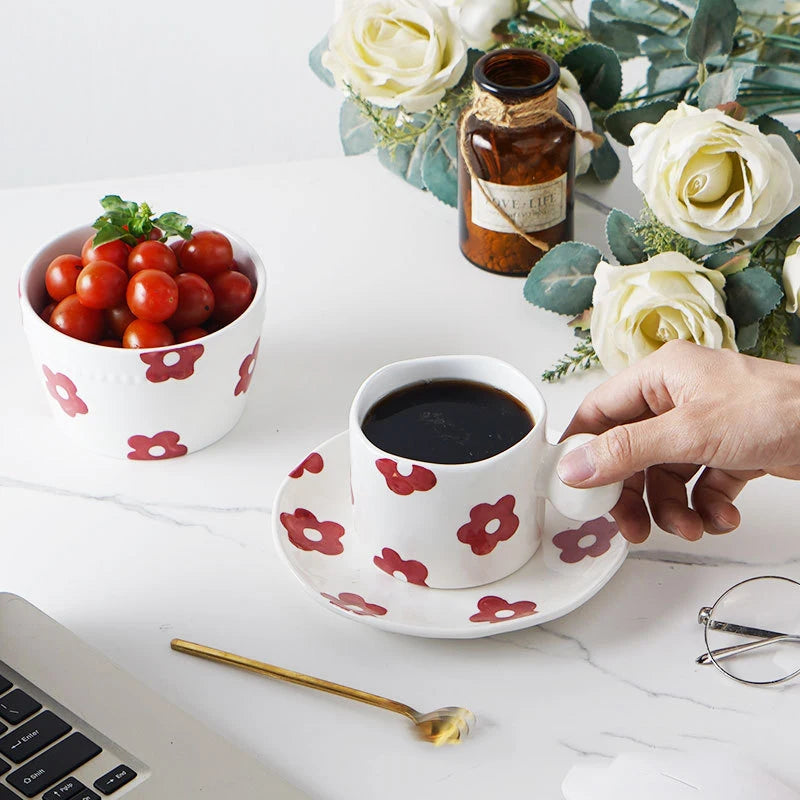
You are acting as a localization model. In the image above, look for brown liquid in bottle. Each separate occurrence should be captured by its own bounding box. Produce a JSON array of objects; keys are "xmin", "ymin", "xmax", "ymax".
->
[{"xmin": 458, "ymin": 49, "xmax": 575, "ymax": 276}]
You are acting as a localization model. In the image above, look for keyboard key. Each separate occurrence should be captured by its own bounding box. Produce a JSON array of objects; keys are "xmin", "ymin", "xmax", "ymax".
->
[
  {"xmin": 42, "ymin": 775, "xmax": 85, "ymax": 800},
  {"xmin": 0, "ymin": 691, "xmax": 41, "ymax": 725},
  {"xmin": 0, "ymin": 785, "xmax": 20, "ymax": 799},
  {"xmin": 0, "ymin": 758, "xmax": 8, "ymax": 776},
  {"xmin": 93, "ymin": 765, "xmax": 136, "ymax": 795},
  {"xmin": 7, "ymin": 733, "xmax": 101, "ymax": 797},
  {"xmin": 0, "ymin": 711, "xmax": 71, "ymax": 763},
  {"xmin": 74, "ymin": 792, "xmax": 100, "ymax": 800},
  {"xmin": 0, "ymin": 676, "xmax": 12, "ymax": 695}
]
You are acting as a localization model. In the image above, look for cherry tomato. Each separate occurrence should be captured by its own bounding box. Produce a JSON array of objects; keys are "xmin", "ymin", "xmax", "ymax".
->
[
  {"xmin": 45, "ymin": 255, "xmax": 83, "ymax": 302},
  {"xmin": 105, "ymin": 304, "xmax": 136, "ymax": 338},
  {"xmin": 126, "ymin": 269, "xmax": 178, "ymax": 323},
  {"xmin": 179, "ymin": 231, "xmax": 233, "ymax": 279},
  {"xmin": 170, "ymin": 239, "xmax": 186, "ymax": 261},
  {"xmin": 210, "ymin": 271, "xmax": 254, "ymax": 324},
  {"xmin": 98, "ymin": 339, "xmax": 122, "ymax": 347},
  {"xmin": 75, "ymin": 260, "xmax": 128, "ymax": 310},
  {"xmin": 128, "ymin": 240, "xmax": 179, "ymax": 277},
  {"xmin": 123, "ymin": 320, "xmax": 175, "ymax": 349},
  {"xmin": 175, "ymin": 326, "xmax": 207, "ymax": 343},
  {"xmin": 81, "ymin": 236, "xmax": 131, "ymax": 270},
  {"xmin": 50, "ymin": 294, "xmax": 104, "ymax": 343},
  {"xmin": 168, "ymin": 273, "xmax": 214, "ymax": 330},
  {"xmin": 40, "ymin": 302, "xmax": 56, "ymax": 323}
]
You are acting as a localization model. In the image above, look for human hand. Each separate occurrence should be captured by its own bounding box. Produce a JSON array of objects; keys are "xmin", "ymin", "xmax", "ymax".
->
[{"xmin": 557, "ymin": 340, "xmax": 800, "ymax": 543}]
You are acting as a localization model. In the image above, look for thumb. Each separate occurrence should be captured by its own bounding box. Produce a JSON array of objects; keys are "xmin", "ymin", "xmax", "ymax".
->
[{"xmin": 557, "ymin": 411, "xmax": 696, "ymax": 487}]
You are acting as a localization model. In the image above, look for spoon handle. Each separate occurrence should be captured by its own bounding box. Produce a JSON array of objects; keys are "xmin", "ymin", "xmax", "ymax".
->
[{"xmin": 171, "ymin": 639, "xmax": 416, "ymax": 720}]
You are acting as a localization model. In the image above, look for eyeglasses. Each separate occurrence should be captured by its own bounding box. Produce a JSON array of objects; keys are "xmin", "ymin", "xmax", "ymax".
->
[{"xmin": 697, "ymin": 575, "xmax": 800, "ymax": 686}]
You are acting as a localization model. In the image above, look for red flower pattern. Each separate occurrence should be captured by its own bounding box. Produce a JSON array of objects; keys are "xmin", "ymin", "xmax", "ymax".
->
[
  {"xmin": 289, "ymin": 452, "xmax": 324, "ymax": 479},
  {"xmin": 42, "ymin": 366, "xmax": 88, "ymax": 418},
  {"xmin": 375, "ymin": 459, "xmax": 437, "ymax": 495},
  {"xmin": 321, "ymin": 592, "xmax": 387, "ymax": 617},
  {"xmin": 127, "ymin": 430, "xmax": 188, "ymax": 460},
  {"xmin": 234, "ymin": 338, "xmax": 260, "ymax": 396},
  {"xmin": 469, "ymin": 595, "xmax": 538, "ymax": 624},
  {"xmin": 553, "ymin": 517, "xmax": 619, "ymax": 564},
  {"xmin": 373, "ymin": 548, "xmax": 429, "ymax": 586},
  {"xmin": 140, "ymin": 344, "xmax": 204, "ymax": 382},
  {"xmin": 457, "ymin": 495, "xmax": 519, "ymax": 556},
  {"xmin": 280, "ymin": 508, "xmax": 345, "ymax": 555}
]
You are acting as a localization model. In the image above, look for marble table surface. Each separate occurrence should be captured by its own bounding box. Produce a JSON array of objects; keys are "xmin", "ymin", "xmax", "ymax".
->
[{"xmin": 1, "ymin": 155, "xmax": 798, "ymax": 799}]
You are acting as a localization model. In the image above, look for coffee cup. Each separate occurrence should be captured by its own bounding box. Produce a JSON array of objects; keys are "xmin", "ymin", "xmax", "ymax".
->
[{"xmin": 349, "ymin": 355, "xmax": 622, "ymax": 589}]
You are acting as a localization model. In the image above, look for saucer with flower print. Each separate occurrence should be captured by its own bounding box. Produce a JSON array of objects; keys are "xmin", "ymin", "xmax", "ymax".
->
[{"xmin": 272, "ymin": 431, "xmax": 628, "ymax": 639}]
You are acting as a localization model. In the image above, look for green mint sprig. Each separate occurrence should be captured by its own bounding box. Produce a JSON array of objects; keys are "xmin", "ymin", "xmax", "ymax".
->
[{"xmin": 91, "ymin": 195, "xmax": 193, "ymax": 247}]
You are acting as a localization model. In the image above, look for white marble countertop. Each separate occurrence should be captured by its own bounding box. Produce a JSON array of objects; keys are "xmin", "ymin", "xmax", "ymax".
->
[{"xmin": 1, "ymin": 156, "xmax": 799, "ymax": 799}]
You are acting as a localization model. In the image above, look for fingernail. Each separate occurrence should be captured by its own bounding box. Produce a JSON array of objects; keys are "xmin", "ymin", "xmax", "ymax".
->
[
  {"xmin": 713, "ymin": 514, "xmax": 736, "ymax": 532},
  {"xmin": 557, "ymin": 445, "xmax": 595, "ymax": 485}
]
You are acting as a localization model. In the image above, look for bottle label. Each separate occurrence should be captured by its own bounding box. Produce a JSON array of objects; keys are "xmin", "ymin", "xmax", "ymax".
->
[{"xmin": 471, "ymin": 173, "xmax": 567, "ymax": 234}]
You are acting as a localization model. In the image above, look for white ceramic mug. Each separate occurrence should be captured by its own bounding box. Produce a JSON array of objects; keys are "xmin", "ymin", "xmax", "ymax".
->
[{"xmin": 349, "ymin": 355, "xmax": 623, "ymax": 589}]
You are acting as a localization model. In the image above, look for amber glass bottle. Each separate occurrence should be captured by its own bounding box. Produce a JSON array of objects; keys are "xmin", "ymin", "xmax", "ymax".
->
[{"xmin": 458, "ymin": 49, "xmax": 575, "ymax": 276}]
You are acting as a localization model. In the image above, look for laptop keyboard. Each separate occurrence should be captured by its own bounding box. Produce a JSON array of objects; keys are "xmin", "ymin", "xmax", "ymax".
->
[{"xmin": 0, "ymin": 672, "xmax": 137, "ymax": 799}]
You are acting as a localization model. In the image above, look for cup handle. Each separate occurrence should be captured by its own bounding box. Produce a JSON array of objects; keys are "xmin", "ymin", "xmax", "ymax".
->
[{"xmin": 539, "ymin": 433, "xmax": 623, "ymax": 521}]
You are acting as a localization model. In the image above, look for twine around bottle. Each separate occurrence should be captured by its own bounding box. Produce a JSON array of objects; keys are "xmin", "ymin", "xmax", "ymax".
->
[{"xmin": 460, "ymin": 83, "xmax": 603, "ymax": 253}]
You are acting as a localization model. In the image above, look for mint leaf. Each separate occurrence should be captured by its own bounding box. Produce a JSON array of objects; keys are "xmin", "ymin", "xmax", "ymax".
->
[
  {"xmin": 92, "ymin": 224, "xmax": 132, "ymax": 247},
  {"xmin": 154, "ymin": 212, "xmax": 192, "ymax": 240},
  {"xmin": 100, "ymin": 195, "xmax": 138, "ymax": 217}
]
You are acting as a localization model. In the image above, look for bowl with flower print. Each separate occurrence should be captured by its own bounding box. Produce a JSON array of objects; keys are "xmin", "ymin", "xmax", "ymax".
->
[{"xmin": 19, "ymin": 224, "xmax": 266, "ymax": 460}]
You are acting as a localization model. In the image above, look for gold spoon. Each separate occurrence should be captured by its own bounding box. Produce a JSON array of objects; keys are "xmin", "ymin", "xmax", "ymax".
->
[{"xmin": 171, "ymin": 639, "xmax": 475, "ymax": 745}]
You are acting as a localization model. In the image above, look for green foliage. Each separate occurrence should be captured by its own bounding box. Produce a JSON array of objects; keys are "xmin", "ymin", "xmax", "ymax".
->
[
  {"xmin": 589, "ymin": 131, "xmax": 621, "ymax": 182},
  {"xmin": 753, "ymin": 307, "xmax": 791, "ymax": 360},
  {"xmin": 339, "ymin": 100, "xmax": 377, "ymax": 155},
  {"xmin": 588, "ymin": 0, "xmax": 641, "ymax": 58},
  {"xmin": 309, "ymin": 36, "xmax": 335, "ymax": 88},
  {"xmin": 755, "ymin": 115, "xmax": 800, "ymax": 162},
  {"xmin": 92, "ymin": 195, "xmax": 191, "ymax": 247},
  {"xmin": 633, "ymin": 207, "xmax": 701, "ymax": 258},
  {"xmin": 523, "ymin": 242, "xmax": 602, "ymax": 316},
  {"xmin": 562, "ymin": 43, "xmax": 623, "ymax": 109},
  {"xmin": 606, "ymin": 209, "xmax": 647, "ymax": 264},
  {"xmin": 685, "ymin": 0, "xmax": 739, "ymax": 63},
  {"xmin": 542, "ymin": 338, "xmax": 600, "ymax": 382},
  {"xmin": 724, "ymin": 267, "xmax": 783, "ymax": 328},
  {"xmin": 697, "ymin": 68, "xmax": 744, "ymax": 108},
  {"xmin": 421, "ymin": 126, "xmax": 459, "ymax": 207},
  {"xmin": 506, "ymin": 19, "xmax": 588, "ymax": 62},
  {"xmin": 605, "ymin": 100, "xmax": 677, "ymax": 146}
]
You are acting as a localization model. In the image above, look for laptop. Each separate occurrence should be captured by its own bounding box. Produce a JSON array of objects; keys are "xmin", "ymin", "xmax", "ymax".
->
[{"xmin": 0, "ymin": 594, "xmax": 309, "ymax": 799}]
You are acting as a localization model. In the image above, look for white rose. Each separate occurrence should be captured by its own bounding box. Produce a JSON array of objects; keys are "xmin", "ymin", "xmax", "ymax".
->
[
  {"xmin": 782, "ymin": 238, "xmax": 800, "ymax": 315},
  {"xmin": 558, "ymin": 67, "xmax": 593, "ymax": 176},
  {"xmin": 629, "ymin": 102, "xmax": 800, "ymax": 245},
  {"xmin": 323, "ymin": 0, "xmax": 468, "ymax": 114},
  {"xmin": 590, "ymin": 252, "xmax": 738, "ymax": 374},
  {"xmin": 452, "ymin": 0, "xmax": 516, "ymax": 48}
]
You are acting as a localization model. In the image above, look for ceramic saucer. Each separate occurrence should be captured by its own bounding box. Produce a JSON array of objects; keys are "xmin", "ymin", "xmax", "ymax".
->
[{"xmin": 272, "ymin": 432, "xmax": 628, "ymax": 639}]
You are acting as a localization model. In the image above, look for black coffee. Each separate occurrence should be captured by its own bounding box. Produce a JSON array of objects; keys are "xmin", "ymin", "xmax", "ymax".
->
[{"xmin": 361, "ymin": 379, "xmax": 534, "ymax": 465}]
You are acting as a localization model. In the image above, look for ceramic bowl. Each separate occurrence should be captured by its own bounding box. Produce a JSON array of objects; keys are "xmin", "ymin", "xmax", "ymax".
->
[{"xmin": 19, "ymin": 224, "xmax": 266, "ymax": 460}]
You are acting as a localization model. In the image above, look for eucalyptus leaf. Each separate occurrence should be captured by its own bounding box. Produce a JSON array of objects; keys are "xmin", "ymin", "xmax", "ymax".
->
[
  {"xmin": 589, "ymin": 132, "xmax": 621, "ymax": 183},
  {"xmin": 606, "ymin": 0, "xmax": 689, "ymax": 34},
  {"xmin": 733, "ymin": 0, "xmax": 784, "ymax": 31},
  {"xmin": 422, "ymin": 125, "xmax": 458, "ymax": 207},
  {"xmin": 339, "ymin": 100, "xmax": 377, "ymax": 156},
  {"xmin": 647, "ymin": 64, "xmax": 699, "ymax": 95},
  {"xmin": 767, "ymin": 206, "xmax": 800, "ymax": 240},
  {"xmin": 522, "ymin": 242, "xmax": 602, "ymax": 316},
  {"xmin": 698, "ymin": 69, "xmax": 744, "ymax": 109},
  {"xmin": 735, "ymin": 322, "xmax": 760, "ymax": 351},
  {"xmin": 588, "ymin": 2, "xmax": 640, "ymax": 59},
  {"xmin": 641, "ymin": 35, "xmax": 693, "ymax": 69},
  {"xmin": 377, "ymin": 121, "xmax": 439, "ymax": 190},
  {"xmin": 704, "ymin": 249, "xmax": 749, "ymax": 274},
  {"xmin": 606, "ymin": 209, "xmax": 647, "ymax": 264},
  {"xmin": 605, "ymin": 100, "xmax": 677, "ymax": 146},
  {"xmin": 685, "ymin": 0, "xmax": 739, "ymax": 63},
  {"xmin": 724, "ymin": 267, "xmax": 783, "ymax": 328},
  {"xmin": 588, "ymin": 2, "xmax": 664, "ymax": 35},
  {"xmin": 562, "ymin": 43, "xmax": 622, "ymax": 110},
  {"xmin": 755, "ymin": 115, "xmax": 800, "ymax": 163},
  {"xmin": 309, "ymin": 35, "xmax": 335, "ymax": 88}
]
